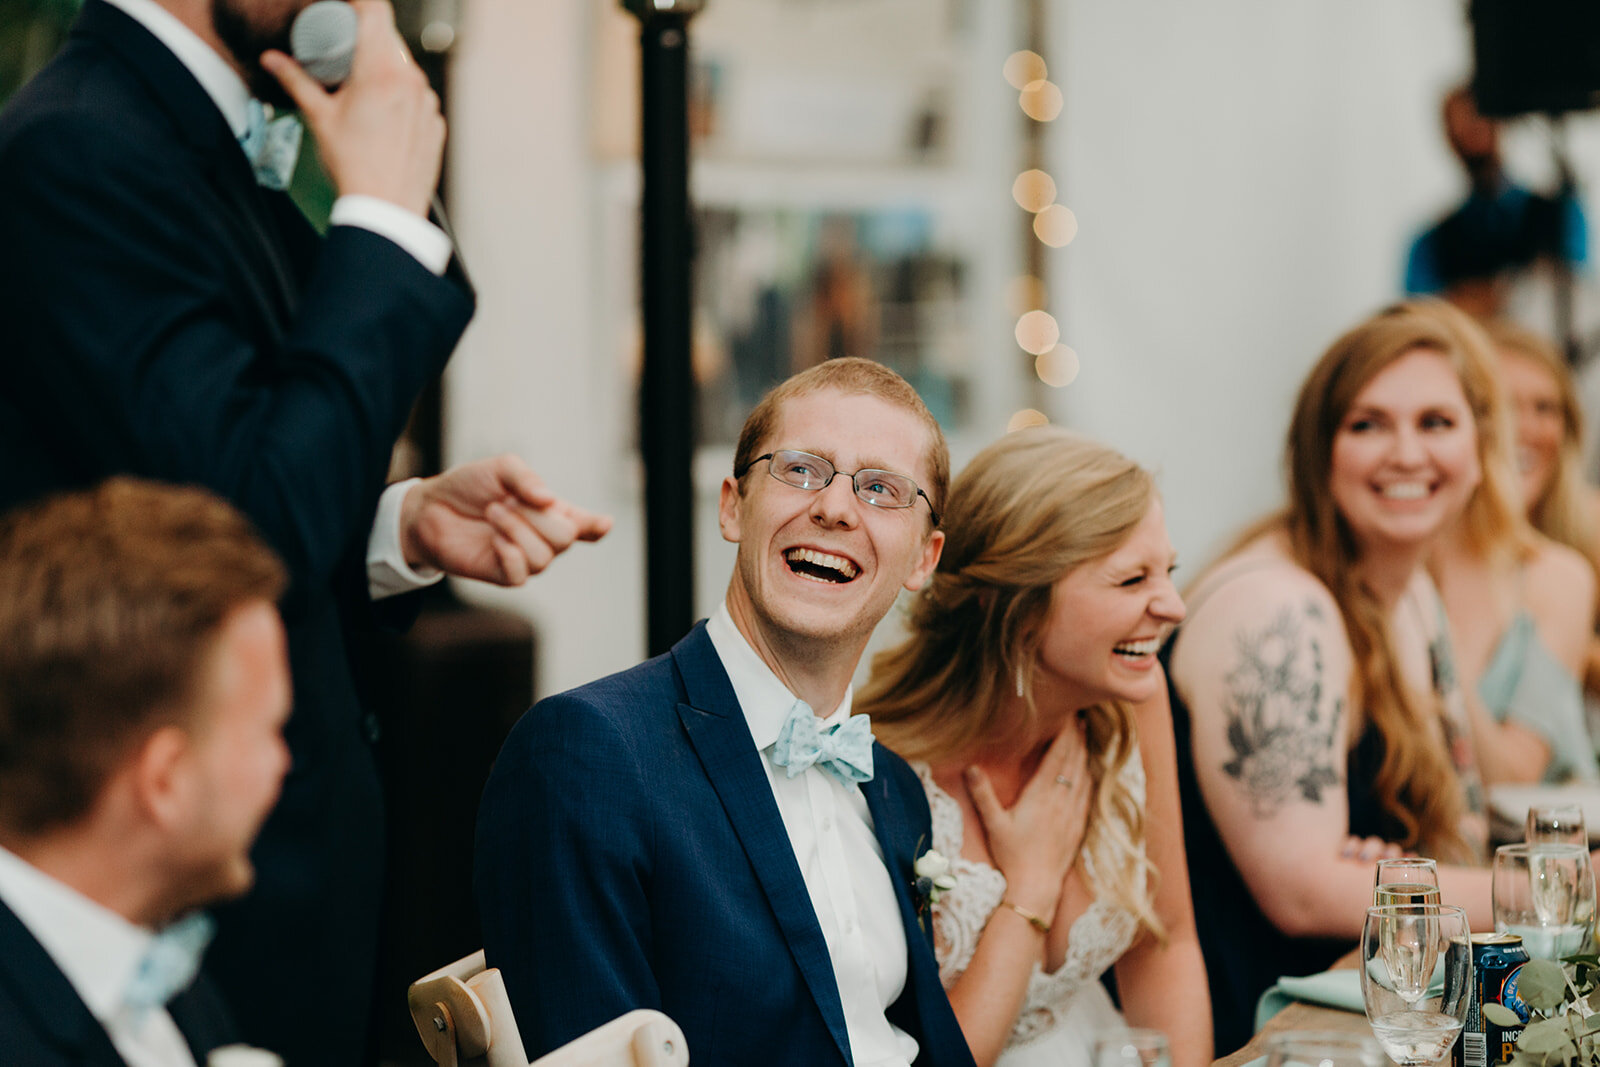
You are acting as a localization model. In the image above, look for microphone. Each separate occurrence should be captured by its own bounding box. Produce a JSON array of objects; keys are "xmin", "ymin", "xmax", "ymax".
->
[
  {"xmin": 290, "ymin": 1, "xmax": 357, "ymax": 89},
  {"xmin": 288, "ymin": 0, "xmax": 471, "ymax": 286}
]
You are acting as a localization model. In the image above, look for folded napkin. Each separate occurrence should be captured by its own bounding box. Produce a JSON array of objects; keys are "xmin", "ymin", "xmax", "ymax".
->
[{"xmin": 1254, "ymin": 962, "xmax": 1445, "ymax": 1032}]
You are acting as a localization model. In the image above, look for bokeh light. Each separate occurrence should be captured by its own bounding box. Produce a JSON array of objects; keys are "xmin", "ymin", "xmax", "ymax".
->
[
  {"xmin": 1035, "ymin": 345, "xmax": 1080, "ymax": 387},
  {"xmin": 1014, "ymin": 310, "xmax": 1060, "ymax": 355},
  {"xmin": 1003, "ymin": 50, "xmax": 1048, "ymax": 90},
  {"xmin": 1019, "ymin": 79, "xmax": 1064, "ymax": 122},
  {"xmin": 1033, "ymin": 204, "xmax": 1079, "ymax": 247},
  {"xmin": 1007, "ymin": 409, "xmax": 1051, "ymax": 433},
  {"xmin": 1011, "ymin": 169, "xmax": 1057, "ymax": 213}
]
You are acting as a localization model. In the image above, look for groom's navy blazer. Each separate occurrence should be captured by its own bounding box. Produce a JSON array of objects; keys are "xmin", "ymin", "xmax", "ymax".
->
[
  {"xmin": 475, "ymin": 622, "xmax": 976, "ymax": 1067},
  {"xmin": 0, "ymin": 2, "xmax": 474, "ymax": 1061},
  {"xmin": 0, "ymin": 896, "xmax": 236, "ymax": 1066}
]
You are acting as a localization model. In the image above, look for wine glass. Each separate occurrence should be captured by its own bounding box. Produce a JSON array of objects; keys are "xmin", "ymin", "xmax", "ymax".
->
[
  {"xmin": 1360, "ymin": 904, "xmax": 1471, "ymax": 1067},
  {"xmin": 1492, "ymin": 842, "xmax": 1596, "ymax": 958},
  {"xmin": 1374, "ymin": 858, "xmax": 1441, "ymax": 907},
  {"xmin": 1526, "ymin": 803, "xmax": 1588, "ymax": 847},
  {"xmin": 1265, "ymin": 1031, "xmax": 1386, "ymax": 1067},
  {"xmin": 1092, "ymin": 1028, "xmax": 1171, "ymax": 1067}
]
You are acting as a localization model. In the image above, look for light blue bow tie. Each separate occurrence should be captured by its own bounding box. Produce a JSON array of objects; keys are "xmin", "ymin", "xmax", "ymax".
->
[
  {"xmin": 769, "ymin": 701, "xmax": 875, "ymax": 786},
  {"xmin": 123, "ymin": 911, "xmax": 216, "ymax": 1014},
  {"xmin": 238, "ymin": 99, "xmax": 303, "ymax": 191}
]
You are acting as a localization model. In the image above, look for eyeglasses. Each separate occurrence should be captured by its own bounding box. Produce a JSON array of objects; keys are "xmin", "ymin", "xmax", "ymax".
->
[{"xmin": 738, "ymin": 449, "xmax": 940, "ymax": 526}]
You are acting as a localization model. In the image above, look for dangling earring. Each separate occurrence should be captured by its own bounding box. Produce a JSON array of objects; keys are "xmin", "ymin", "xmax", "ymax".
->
[{"xmin": 1015, "ymin": 663, "xmax": 1025, "ymax": 698}]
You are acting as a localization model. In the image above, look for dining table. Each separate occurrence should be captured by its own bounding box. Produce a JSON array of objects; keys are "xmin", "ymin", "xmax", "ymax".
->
[{"xmin": 1210, "ymin": 949, "xmax": 1375, "ymax": 1067}]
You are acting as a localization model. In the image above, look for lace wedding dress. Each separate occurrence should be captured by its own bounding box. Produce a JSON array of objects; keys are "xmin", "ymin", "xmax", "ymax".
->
[{"xmin": 915, "ymin": 754, "xmax": 1146, "ymax": 1067}]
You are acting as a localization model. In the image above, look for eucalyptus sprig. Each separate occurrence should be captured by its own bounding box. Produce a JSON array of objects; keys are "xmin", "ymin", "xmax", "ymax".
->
[{"xmin": 1491, "ymin": 954, "xmax": 1600, "ymax": 1067}]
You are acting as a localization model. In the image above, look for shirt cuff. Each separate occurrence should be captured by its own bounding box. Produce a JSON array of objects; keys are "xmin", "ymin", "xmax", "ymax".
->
[
  {"xmin": 368, "ymin": 479, "xmax": 445, "ymax": 600},
  {"xmin": 330, "ymin": 195, "xmax": 453, "ymax": 276}
]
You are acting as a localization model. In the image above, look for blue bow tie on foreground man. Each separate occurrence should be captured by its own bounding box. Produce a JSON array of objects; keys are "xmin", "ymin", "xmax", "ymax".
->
[
  {"xmin": 124, "ymin": 911, "xmax": 216, "ymax": 1016},
  {"xmin": 769, "ymin": 700, "xmax": 875, "ymax": 786}
]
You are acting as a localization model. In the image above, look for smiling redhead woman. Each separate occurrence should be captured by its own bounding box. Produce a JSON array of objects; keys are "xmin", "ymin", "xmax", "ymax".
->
[
  {"xmin": 861, "ymin": 428, "xmax": 1211, "ymax": 1067},
  {"xmin": 1161, "ymin": 300, "xmax": 1509, "ymax": 1055}
]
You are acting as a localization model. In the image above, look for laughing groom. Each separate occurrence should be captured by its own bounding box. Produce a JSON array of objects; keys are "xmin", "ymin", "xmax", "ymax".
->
[{"xmin": 476, "ymin": 358, "xmax": 976, "ymax": 1066}]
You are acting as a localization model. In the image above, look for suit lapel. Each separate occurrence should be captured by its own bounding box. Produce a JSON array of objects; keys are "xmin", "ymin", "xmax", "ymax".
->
[
  {"xmin": 861, "ymin": 752, "xmax": 976, "ymax": 1067},
  {"xmin": 671, "ymin": 625, "xmax": 854, "ymax": 1066},
  {"xmin": 0, "ymin": 896, "xmax": 126, "ymax": 1064},
  {"xmin": 73, "ymin": 0, "xmax": 303, "ymax": 328},
  {"xmin": 168, "ymin": 976, "xmax": 233, "ymax": 1063}
]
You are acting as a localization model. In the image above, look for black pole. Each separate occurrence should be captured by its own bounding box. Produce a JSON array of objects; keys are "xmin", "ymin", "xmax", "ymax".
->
[{"xmin": 625, "ymin": 0, "xmax": 701, "ymax": 656}]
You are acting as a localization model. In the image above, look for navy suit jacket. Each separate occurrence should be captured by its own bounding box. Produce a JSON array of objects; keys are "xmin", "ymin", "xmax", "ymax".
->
[
  {"xmin": 0, "ymin": 897, "xmax": 236, "ymax": 1066},
  {"xmin": 0, "ymin": 3, "xmax": 474, "ymax": 1061},
  {"xmin": 475, "ymin": 623, "xmax": 976, "ymax": 1067}
]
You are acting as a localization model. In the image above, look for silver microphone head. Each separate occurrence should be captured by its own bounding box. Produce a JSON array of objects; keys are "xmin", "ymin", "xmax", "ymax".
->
[{"xmin": 290, "ymin": 1, "xmax": 358, "ymax": 89}]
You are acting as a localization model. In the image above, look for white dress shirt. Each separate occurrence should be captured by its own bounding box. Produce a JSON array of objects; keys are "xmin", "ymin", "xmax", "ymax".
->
[
  {"xmin": 100, "ymin": 0, "xmax": 448, "ymax": 602},
  {"xmin": 0, "ymin": 846, "xmax": 198, "ymax": 1067},
  {"xmin": 706, "ymin": 604, "xmax": 918, "ymax": 1067}
]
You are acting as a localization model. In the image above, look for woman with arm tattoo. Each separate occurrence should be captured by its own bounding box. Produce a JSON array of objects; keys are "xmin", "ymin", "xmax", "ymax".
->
[
  {"xmin": 1162, "ymin": 301, "xmax": 1506, "ymax": 1056},
  {"xmin": 862, "ymin": 429, "xmax": 1211, "ymax": 1067}
]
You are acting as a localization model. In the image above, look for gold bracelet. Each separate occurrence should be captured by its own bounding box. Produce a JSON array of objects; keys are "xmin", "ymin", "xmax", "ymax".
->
[{"xmin": 1001, "ymin": 899, "xmax": 1051, "ymax": 935}]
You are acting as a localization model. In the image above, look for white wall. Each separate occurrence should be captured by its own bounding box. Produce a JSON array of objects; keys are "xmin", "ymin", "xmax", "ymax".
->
[{"xmin": 445, "ymin": 0, "xmax": 1600, "ymax": 698}]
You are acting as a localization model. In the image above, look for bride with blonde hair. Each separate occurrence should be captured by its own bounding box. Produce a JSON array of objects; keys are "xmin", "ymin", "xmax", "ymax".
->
[{"xmin": 861, "ymin": 426, "xmax": 1210, "ymax": 1067}]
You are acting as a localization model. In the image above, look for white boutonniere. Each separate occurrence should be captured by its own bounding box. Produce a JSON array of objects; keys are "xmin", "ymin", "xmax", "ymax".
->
[{"xmin": 913, "ymin": 845, "xmax": 958, "ymax": 924}]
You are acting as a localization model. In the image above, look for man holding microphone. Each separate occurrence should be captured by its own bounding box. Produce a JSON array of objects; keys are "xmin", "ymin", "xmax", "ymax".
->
[{"xmin": 0, "ymin": 0, "xmax": 609, "ymax": 1060}]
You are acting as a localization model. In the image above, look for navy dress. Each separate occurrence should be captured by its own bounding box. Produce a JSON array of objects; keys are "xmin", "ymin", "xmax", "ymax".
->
[{"xmin": 1163, "ymin": 635, "xmax": 1403, "ymax": 1057}]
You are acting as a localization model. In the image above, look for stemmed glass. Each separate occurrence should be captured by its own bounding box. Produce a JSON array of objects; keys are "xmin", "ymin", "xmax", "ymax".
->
[
  {"xmin": 1265, "ymin": 1031, "xmax": 1386, "ymax": 1067},
  {"xmin": 1374, "ymin": 858, "xmax": 1441, "ymax": 907},
  {"xmin": 1526, "ymin": 804, "xmax": 1588, "ymax": 847},
  {"xmin": 1092, "ymin": 1028, "xmax": 1171, "ymax": 1067},
  {"xmin": 1360, "ymin": 904, "xmax": 1472, "ymax": 1067},
  {"xmin": 1492, "ymin": 842, "xmax": 1596, "ymax": 959}
]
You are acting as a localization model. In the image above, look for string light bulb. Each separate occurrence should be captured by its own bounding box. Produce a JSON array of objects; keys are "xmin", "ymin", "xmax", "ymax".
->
[
  {"xmin": 1035, "ymin": 346, "xmax": 1080, "ymax": 387},
  {"xmin": 1033, "ymin": 205, "xmax": 1078, "ymax": 247},
  {"xmin": 1011, "ymin": 170, "xmax": 1056, "ymax": 213},
  {"xmin": 1003, "ymin": 50, "xmax": 1047, "ymax": 90},
  {"xmin": 1007, "ymin": 409, "xmax": 1051, "ymax": 432},
  {"xmin": 1014, "ymin": 310, "xmax": 1060, "ymax": 355},
  {"xmin": 1019, "ymin": 79, "xmax": 1063, "ymax": 122}
]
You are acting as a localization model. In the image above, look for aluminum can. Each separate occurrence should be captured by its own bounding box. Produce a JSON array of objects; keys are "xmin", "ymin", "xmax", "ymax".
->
[{"xmin": 1455, "ymin": 932, "xmax": 1531, "ymax": 1067}]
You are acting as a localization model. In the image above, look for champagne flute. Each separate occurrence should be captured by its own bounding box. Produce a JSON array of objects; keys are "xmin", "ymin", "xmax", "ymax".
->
[
  {"xmin": 1374, "ymin": 858, "xmax": 1441, "ymax": 907},
  {"xmin": 1265, "ymin": 1031, "xmax": 1386, "ymax": 1067},
  {"xmin": 1360, "ymin": 904, "xmax": 1471, "ymax": 1067},
  {"xmin": 1093, "ymin": 1028, "xmax": 1171, "ymax": 1067},
  {"xmin": 1492, "ymin": 842, "xmax": 1596, "ymax": 958},
  {"xmin": 1526, "ymin": 804, "xmax": 1588, "ymax": 847}
]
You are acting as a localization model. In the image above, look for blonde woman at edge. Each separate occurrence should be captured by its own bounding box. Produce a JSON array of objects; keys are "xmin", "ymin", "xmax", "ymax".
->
[
  {"xmin": 860, "ymin": 428, "xmax": 1211, "ymax": 1067},
  {"xmin": 1427, "ymin": 317, "xmax": 1598, "ymax": 785},
  {"xmin": 1481, "ymin": 321, "xmax": 1600, "ymax": 707}
]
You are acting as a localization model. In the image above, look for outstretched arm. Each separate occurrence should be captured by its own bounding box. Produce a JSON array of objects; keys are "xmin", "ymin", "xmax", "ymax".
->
[{"xmin": 398, "ymin": 454, "xmax": 612, "ymax": 586}]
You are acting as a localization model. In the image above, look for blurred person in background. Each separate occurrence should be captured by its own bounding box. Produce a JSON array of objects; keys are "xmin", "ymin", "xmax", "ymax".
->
[
  {"xmin": 1404, "ymin": 86, "xmax": 1587, "ymax": 320},
  {"xmin": 0, "ymin": 479, "xmax": 288, "ymax": 1067},
  {"xmin": 1485, "ymin": 320, "xmax": 1600, "ymax": 677},
  {"xmin": 860, "ymin": 427, "xmax": 1211, "ymax": 1067},
  {"xmin": 1428, "ymin": 318, "xmax": 1598, "ymax": 785},
  {"xmin": 1163, "ymin": 301, "xmax": 1504, "ymax": 1054}
]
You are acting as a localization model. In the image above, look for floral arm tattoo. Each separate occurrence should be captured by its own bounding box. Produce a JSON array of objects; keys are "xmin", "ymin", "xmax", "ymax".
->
[{"xmin": 1219, "ymin": 600, "xmax": 1344, "ymax": 818}]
